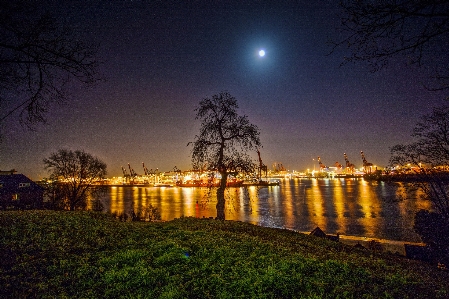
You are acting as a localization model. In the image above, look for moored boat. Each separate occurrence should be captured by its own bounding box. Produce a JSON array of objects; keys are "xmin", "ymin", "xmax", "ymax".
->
[
  {"xmin": 242, "ymin": 180, "xmax": 280, "ymax": 187},
  {"xmin": 176, "ymin": 180, "xmax": 244, "ymax": 188},
  {"xmin": 154, "ymin": 182, "xmax": 174, "ymax": 187}
]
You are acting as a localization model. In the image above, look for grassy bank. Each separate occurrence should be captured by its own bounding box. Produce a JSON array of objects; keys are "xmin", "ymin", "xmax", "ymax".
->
[{"xmin": 1, "ymin": 211, "xmax": 448, "ymax": 298}]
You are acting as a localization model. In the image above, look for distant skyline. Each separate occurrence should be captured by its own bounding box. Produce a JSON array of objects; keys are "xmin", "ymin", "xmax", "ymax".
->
[{"xmin": 1, "ymin": 1, "xmax": 447, "ymax": 180}]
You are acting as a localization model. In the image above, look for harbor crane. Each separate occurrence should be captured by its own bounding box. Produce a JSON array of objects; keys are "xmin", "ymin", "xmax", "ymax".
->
[
  {"xmin": 142, "ymin": 162, "xmax": 150, "ymax": 176},
  {"xmin": 121, "ymin": 166, "xmax": 129, "ymax": 177},
  {"xmin": 272, "ymin": 163, "xmax": 286, "ymax": 172},
  {"xmin": 128, "ymin": 163, "xmax": 138, "ymax": 177},
  {"xmin": 317, "ymin": 156, "xmax": 327, "ymax": 171},
  {"xmin": 360, "ymin": 151, "xmax": 374, "ymax": 173},
  {"xmin": 121, "ymin": 166, "xmax": 131, "ymax": 183},
  {"xmin": 344, "ymin": 153, "xmax": 355, "ymax": 174},
  {"xmin": 257, "ymin": 149, "xmax": 268, "ymax": 180}
]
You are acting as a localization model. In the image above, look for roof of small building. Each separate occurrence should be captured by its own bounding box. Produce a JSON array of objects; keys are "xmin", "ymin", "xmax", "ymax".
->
[
  {"xmin": 310, "ymin": 226, "xmax": 327, "ymax": 238},
  {"xmin": 0, "ymin": 173, "xmax": 44, "ymax": 192}
]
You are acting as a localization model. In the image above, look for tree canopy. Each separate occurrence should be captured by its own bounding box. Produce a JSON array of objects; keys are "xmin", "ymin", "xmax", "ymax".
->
[
  {"xmin": 0, "ymin": 0, "xmax": 100, "ymax": 129},
  {"xmin": 43, "ymin": 149, "xmax": 107, "ymax": 211},
  {"xmin": 334, "ymin": 0, "xmax": 449, "ymax": 92},
  {"xmin": 190, "ymin": 92, "xmax": 261, "ymax": 220},
  {"xmin": 390, "ymin": 106, "xmax": 449, "ymax": 169}
]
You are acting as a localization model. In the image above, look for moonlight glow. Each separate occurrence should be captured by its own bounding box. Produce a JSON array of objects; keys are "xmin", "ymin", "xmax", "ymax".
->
[{"xmin": 259, "ymin": 50, "xmax": 265, "ymax": 57}]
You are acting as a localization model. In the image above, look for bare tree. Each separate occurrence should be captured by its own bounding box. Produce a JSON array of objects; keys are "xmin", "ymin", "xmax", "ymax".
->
[
  {"xmin": 390, "ymin": 106, "xmax": 449, "ymax": 217},
  {"xmin": 333, "ymin": 1, "xmax": 449, "ymax": 92},
  {"xmin": 43, "ymin": 149, "xmax": 107, "ymax": 211},
  {"xmin": 0, "ymin": 0, "xmax": 100, "ymax": 129},
  {"xmin": 189, "ymin": 92, "xmax": 261, "ymax": 220},
  {"xmin": 390, "ymin": 106, "xmax": 449, "ymax": 264}
]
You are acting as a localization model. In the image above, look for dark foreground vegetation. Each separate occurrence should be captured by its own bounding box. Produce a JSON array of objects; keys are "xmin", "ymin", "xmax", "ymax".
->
[{"xmin": 1, "ymin": 211, "xmax": 448, "ymax": 298}]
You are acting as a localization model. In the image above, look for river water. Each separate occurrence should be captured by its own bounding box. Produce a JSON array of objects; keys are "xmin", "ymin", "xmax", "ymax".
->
[{"xmin": 98, "ymin": 178, "xmax": 431, "ymax": 243}]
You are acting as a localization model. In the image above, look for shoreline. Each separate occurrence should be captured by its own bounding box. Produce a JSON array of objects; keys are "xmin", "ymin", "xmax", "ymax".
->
[{"xmin": 297, "ymin": 230, "xmax": 424, "ymax": 256}]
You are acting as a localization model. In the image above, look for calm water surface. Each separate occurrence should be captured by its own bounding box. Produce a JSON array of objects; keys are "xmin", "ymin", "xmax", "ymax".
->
[{"xmin": 99, "ymin": 178, "xmax": 431, "ymax": 243}]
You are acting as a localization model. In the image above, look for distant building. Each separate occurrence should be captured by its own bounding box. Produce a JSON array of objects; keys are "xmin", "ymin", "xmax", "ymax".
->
[{"xmin": 0, "ymin": 170, "xmax": 44, "ymax": 209}]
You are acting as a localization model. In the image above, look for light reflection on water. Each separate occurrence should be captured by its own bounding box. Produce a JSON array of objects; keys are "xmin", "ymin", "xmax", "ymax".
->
[{"xmin": 99, "ymin": 178, "xmax": 431, "ymax": 242}]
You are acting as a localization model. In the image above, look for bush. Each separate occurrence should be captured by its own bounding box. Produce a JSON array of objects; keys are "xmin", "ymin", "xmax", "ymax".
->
[
  {"xmin": 110, "ymin": 204, "xmax": 162, "ymax": 222},
  {"xmin": 132, "ymin": 204, "xmax": 161, "ymax": 222},
  {"xmin": 414, "ymin": 209, "xmax": 449, "ymax": 265},
  {"xmin": 90, "ymin": 198, "xmax": 104, "ymax": 212}
]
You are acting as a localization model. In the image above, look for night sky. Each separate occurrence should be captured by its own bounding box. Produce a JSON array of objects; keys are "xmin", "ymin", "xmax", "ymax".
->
[{"xmin": 1, "ymin": 1, "xmax": 447, "ymax": 180}]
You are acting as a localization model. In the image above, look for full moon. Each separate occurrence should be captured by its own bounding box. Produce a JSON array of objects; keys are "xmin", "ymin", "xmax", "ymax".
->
[{"xmin": 258, "ymin": 50, "xmax": 265, "ymax": 57}]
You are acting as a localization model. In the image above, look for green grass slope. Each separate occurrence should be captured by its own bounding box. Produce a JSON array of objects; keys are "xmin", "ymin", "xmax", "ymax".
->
[{"xmin": 1, "ymin": 211, "xmax": 448, "ymax": 298}]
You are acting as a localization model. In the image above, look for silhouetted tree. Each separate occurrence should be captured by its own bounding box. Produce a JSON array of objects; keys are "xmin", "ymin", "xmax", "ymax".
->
[
  {"xmin": 43, "ymin": 149, "xmax": 107, "ymax": 211},
  {"xmin": 0, "ymin": 0, "xmax": 100, "ymax": 130},
  {"xmin": 333, "ymin": 1, "xmax": 449, "ymax": 92},
  {"xmin": 414, "ymin": 209, "xmax": 449, "ymax": 264},
  {"xmin": 189, "ymin": 92, "xmax": 261, "ymax": 220},
  {"xmin": 390, "ymin": 105, "xmax": 449, "ymax": 263}
]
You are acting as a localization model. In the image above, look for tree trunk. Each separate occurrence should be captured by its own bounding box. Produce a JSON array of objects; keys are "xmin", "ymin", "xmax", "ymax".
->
[{"xmin": 216, "ymin": 172, "xmax": 227, "ymax": 220}]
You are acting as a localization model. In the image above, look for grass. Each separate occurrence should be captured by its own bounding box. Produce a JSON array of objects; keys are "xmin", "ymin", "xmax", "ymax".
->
[{"xmin": 1, "ymin": 211, "xmax": 448, "ymax": 298}]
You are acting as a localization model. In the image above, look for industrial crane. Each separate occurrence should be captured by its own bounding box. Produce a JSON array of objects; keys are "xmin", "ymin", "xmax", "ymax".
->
[
  {"xmin": 343, "ymin": 153, "xmax": 355, "ymax": 174},
  {"xmin": 128, "ymin": 163, "xmax": 137, "ymax": 177},
  {"xmin": 335, "ymin": 161, "xmax": 343, "ymax": 169},
  {"xmin": 121, "ymin": 166, "xmax": 131, "ymax": 183},
  {"xmin": 121, "ymin": 166, "xmax": 128, "ymax": 177},
  {"xmin": 142, "ymin": 162, "xmax": 150, "ymax": 176},
  {"xmin": 257, "ymin": 149, "xmax": 268, "ymax": 180},
  {"xmin": 360, "ymin": 151, "xmax": 373, "ymax": 173},
  {"xmin": 272, "ymin": 163, "xmax": 286, "ymax": 172},
  {"xmin": 317, "ymin": 156, "xmax": 327, "ymax": 171}
]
